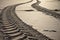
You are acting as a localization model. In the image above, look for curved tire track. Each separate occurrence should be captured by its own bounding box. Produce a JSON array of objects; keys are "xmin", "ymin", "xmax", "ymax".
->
[
  {"xmin": 0, "ymin": 0, "xmax": 53, "ymax": 40},
  {"xmin": 31, "ymin": 0, "xmax": 60, "ymax": 19}
]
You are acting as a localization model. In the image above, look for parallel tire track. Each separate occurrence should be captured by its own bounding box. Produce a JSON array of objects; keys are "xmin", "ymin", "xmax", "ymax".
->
[{"xmin": 0, "ymin": 0, "xmax": 53, "ymax": 40}]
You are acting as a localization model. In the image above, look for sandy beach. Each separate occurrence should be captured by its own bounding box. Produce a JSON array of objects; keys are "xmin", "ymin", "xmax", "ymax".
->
[{"xmin": 0, "ymin": 0, "xmax": 60, "ymax": 40}]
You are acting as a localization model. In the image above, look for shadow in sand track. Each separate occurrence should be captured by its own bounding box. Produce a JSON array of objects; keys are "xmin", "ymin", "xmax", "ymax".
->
[
  {"xmin": 31, "ymin": 0, "xmax": 60, "ymax": 19},
  {"xmin": 0, "ymin": 0, "xmax": 53, "ymax": 40}
]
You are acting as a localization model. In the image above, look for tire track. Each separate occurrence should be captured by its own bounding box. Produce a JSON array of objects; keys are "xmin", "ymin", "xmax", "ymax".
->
[
  {"xmin": 0, "ymin": 0, "xmax": 53, "ymax": 40},
  {"xmin": 31, "ymin": 0, "xmax": 60, "ymax": 19}
]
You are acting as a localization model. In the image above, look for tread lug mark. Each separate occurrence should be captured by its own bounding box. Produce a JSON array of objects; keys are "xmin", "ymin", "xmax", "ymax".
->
[{"xmin": 0, "ymin": 0, "xmax": 53, "ymax": 40}]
